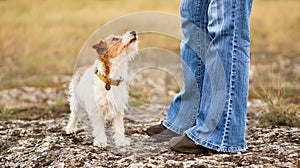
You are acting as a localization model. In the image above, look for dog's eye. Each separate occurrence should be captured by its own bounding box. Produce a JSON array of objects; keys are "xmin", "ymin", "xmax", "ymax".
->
[{"xmin": 112, "ymin": 37, "xmax": 119, "ymax": 41}]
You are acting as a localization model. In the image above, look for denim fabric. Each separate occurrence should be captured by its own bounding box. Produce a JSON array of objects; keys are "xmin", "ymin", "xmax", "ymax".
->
[{"xmin": 163, "ymin": 0, "xmax": 253, "ymax": 152}]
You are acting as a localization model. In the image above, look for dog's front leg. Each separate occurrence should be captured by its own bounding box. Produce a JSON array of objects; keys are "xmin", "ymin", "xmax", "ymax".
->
[
  {"xmin": 89, "ymin": 111, "xmax": 107, "ymax": 148},
  {"xmin": 112, "ymin": 112, "xmax": 130, "ymax": 147}
]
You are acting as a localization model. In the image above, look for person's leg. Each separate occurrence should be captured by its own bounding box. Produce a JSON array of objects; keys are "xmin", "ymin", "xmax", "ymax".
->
[
  {"xmin": 162, "ymin": 0, "xmax": 210, "ymax": 135},
  {"xmin": 184, "ymin": 0, "xmax": 253, "ymax": 153}
]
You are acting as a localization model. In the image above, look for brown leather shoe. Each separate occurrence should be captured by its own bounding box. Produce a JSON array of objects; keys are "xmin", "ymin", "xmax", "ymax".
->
[
  {"xmin": 170, "ymin": 134, "xmax": 209, "ymax": 154},
  {"xmin": 145, "ymin": 123, "xmax": 167, "ymax": 136},
  {"xmin": 145, "ymin": 123, "xmax": 180, "ymax": 141}
]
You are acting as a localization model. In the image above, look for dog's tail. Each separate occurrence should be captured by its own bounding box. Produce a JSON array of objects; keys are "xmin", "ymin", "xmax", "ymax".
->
[{"xmin": 68, "ymin": 80, "xmax": 77, "ymax": 113}]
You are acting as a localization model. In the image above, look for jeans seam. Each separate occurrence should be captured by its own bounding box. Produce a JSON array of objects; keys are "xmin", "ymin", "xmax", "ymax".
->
[
  {"xmin": 191, "ymin": 88, "xmax": 200, "ymax": 126},
  {"xmin": 195, "ymin": 0, "xmax": 201, "ymax": 24},
  {"xmin": 194, "ymin": 40, "xmax": 202, "ymax": 126},
  {"xmin": 193, "ymin": 0, "xmax": 202, "ymax": 127},
  {"xmin": 194, "ymin": 0, "xmax": 203, "ymax": 127},
  {"xmin": 221, "ymin": 0, "xmax": 237, "ymax": 147}
]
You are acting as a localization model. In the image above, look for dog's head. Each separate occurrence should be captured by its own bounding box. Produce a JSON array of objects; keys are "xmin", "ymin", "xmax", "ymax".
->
[{"xmin": 92, "ymin": 31, "xmax": 138, "ymax": 60}]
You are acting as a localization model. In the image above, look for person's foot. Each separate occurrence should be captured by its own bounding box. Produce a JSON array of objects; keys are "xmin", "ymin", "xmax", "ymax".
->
[
  {"xmin": 145, "ymin": 123, "xmax": 180, "ymax": 141},
  {"xmin": 169, "ymin": 134, "xmax": 211, "ymax": 154}
]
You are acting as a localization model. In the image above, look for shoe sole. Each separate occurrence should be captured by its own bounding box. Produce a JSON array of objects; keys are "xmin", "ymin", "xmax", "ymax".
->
[
  {"xmin": 170, "ymin": 146, "xmax": 209, "ymax": 154},
  {"xmin": 145, "ymin": 130, "xmax": 180, "ymax": 142}
]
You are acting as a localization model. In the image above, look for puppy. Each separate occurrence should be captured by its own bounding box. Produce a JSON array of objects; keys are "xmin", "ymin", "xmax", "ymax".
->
[{"xmin": 65, "ymin": 31, "xmax": 138, "ymax": 148}]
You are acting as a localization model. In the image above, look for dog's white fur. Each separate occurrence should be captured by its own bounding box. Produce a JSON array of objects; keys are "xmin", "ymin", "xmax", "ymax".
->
[{"xmin": 65, "ymin": 31, "xmax": 138, "ymax": 148}]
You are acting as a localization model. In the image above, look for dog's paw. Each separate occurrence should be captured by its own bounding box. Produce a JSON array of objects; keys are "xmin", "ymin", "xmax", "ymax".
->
[
  {"xmin": 93, "ymin": 139, "xmax": 107, "ymax": 148},
  {"xmin": 65, "ymin": 126, "xmax": 77, "ymax": 134},
  {"xmin": 115, "ymin": 137, "xmax": 130, "ymax": 147}
]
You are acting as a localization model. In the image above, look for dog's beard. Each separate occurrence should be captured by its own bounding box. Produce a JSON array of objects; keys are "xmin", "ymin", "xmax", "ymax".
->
[{"xmin": 122, "ymin": 41, "xmax": 138, "ymax": 62}]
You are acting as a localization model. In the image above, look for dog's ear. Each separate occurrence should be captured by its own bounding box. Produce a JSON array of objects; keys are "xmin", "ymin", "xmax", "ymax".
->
[{"xmin": 92, "ymin": 40, "xmax": 107, "ymax": 55}]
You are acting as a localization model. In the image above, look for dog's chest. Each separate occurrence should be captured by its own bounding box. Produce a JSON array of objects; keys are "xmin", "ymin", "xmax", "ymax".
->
[
  {"xmin": 94, "ymin": 84, "xmax": 127, "ymax": 119},
  {"xmin": 99, "ymin": 98, "xmax": 117, "ymax": 120}
]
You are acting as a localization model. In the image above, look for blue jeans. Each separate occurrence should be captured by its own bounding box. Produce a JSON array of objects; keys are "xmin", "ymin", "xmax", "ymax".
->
[{"xmin": 163, "ymin": 0, "xmax": 253, "ymax": 152}]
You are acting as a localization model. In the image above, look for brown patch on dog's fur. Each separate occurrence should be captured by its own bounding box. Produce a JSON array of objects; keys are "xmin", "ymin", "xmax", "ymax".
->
[
  {"xmin": 75, "ymin": 65, "xmax": 91, "ymax": 83},
  {"xmin": 106, "ymin": 40, "xmax": 122, "ymax": 58},
  {"xmin": 99, "ymin": 57, "xmax": 111, "ymax": 77},
  {"xmin": 94, "ymin": 38, "xmax": 122, "ymax": 77}
]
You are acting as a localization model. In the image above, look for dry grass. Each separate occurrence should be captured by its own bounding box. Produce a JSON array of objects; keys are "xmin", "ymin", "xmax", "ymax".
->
[
  {"xmin": 256, "ymin": 69, "xmax": 300, "ymax": 126},
  {"xmin": 251, "ymin": 0, "xmax": 300, "ymax": 54},
  {"xmin": 0, "ymin": 0, "xmax": 299, "ymax": 94},
  {"xmin": 0, "ymin": 0, "xmax": 180, "ymax": 89}
]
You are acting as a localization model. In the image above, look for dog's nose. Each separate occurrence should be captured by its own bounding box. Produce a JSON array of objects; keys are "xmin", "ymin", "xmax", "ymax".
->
[{"xmin": 130, "ymin": 31, "xmax": 136, "ymax": 36}]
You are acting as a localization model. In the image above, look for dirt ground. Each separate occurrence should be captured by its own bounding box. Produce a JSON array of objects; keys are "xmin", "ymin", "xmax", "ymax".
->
[
  {"xmin": 0, "ymin": 85, "xmax": 299, "ymax": 168},
  {"xmin": 0, "ymin": 111, "xmax": 299, "ymax": 167}
]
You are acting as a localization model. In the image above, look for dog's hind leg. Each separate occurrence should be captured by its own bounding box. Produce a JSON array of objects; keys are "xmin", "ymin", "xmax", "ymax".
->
[
  {"xmin": 65, "ymin": 92, "xmax": 79, "ymax": 134},
  {"xmin": 112, "ymin": 112, "xmax": 130, "ymax": 147}
]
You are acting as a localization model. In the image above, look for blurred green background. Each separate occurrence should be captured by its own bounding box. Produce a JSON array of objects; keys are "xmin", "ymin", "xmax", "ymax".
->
[{"xmin": 0, "ymin": 0, "xmax": 299, "ymax": 92}]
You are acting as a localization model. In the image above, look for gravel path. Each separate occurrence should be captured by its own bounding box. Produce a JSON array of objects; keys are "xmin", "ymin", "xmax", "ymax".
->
[{"xmin": 0, "ymin": 113, "xmax": 299, "ymax": 167}]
